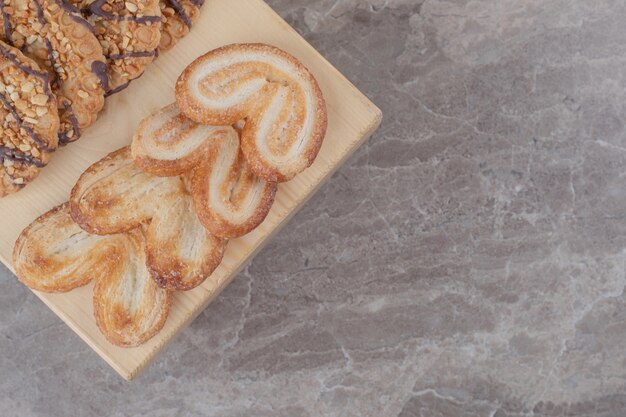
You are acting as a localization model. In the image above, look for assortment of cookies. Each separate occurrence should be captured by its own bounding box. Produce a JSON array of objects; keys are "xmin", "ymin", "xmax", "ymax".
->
[
  {"xmin": 13, "ymin": 43, "xmax": 328, "ymax": 347},
  {"xmin": 0, "ymin": 0, "xmax": 202, "ymax": 197}
]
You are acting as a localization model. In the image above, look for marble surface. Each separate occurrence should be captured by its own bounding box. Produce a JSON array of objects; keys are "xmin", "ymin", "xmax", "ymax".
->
[{"xmin": 2, "ymin": 0, "xmax": 626, "ymax": 415}]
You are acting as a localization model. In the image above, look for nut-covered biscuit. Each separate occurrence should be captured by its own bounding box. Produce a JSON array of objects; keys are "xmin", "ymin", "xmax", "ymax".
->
[
  {"xmin": 191, "ymin": 127, "xmax": 277, "ymax": 238},
  {"xmin": 70, "ymin": 146, "xmax": 184, "ymax": 235},
  {"xmin": 0, "ymin": 40, "xmax": 59, "ymax": 197},
  {"xmin": 93, "ymin": 226, "xmax": 172, "ymax": 347},
  {"xmin": 176, "ymin": 43, "xmax": 328, "ymax": 182},
  {"xmin": 147, "ymin": 190, "xmax": 226, "ymax": 291},
  {"xmin": 70, "ymin": 0, "xmax": 162, "ymax": 95},
  {"xmin": 13, "ymin": 203, "xmax": 125, "ymax": 292},
  {"xmin": 1, "ymin": 0, "xmax": 107, "ymax": 144},
  {"xmin": 131, "ymin": 102, "xmax": 232, "ymax": 176},
  {"xmin": 158, "ymin": 0, "xmax": 201, "ymax": 52}
]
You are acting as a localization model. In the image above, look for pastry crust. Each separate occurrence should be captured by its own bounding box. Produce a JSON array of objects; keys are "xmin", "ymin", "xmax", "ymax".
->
[
  {"xmin": 146, "ymin": 190, "xmax": 226, "ymax": 290},
  {"xmin": 175, "ymin": 43, "xmax": 327, "ymax": 182},
  {"xmin": 131, "ymin": 102, "xmax": 232, "ymax": 176},
  {"xmin": 191, "ymin": 127, "xmax": 277, "ymax": 238},
  {"xmin": 12, "ymin": 203, "xmax": 125, "ymax": 292},
  {"xmin": 93, "ymin": 227, "xmax": 171, "ymax": 347},
  {"xmin": 70, "ymin": 146, "xmax": 184, "ymax": 235}
]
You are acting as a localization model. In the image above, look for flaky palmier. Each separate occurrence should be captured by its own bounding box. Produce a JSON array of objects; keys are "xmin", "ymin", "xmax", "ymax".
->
[
  {"xmin": 146, "ymin": 190, "xmax": 226, "ymax": 290},
  {"xmin": 131, "ymin": 103, "xmax": 232, "ymax": 176},
  {"xmin": 191, "ymin": 127, "xmax": 277, "ymax": 238},
  {"xmin": 70, "ymin": 146, "xmax": 184, "ymax": 235},
  {"xmin": 176, "ymin": 43, "xmax": 327, "ymax": 182},
  {"xmin": 13, "ymin": 203, "xmax": 125, "ymax": 292},
  {"xmin": 93, "ymin": 227, "xmax": 172, "ymax": 347}
]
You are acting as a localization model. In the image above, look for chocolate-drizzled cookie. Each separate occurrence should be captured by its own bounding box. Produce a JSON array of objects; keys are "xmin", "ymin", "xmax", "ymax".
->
[
  {"xmin": 158, "ymin": 0, "xmax": 201, "ymax": 52},
  {"xmin": 0, "ymin": 40, "xmax": 59, "ymax": 197},
  {"xmin": 71, "ymin": 0, "xmax": 162, "ymax": 95},
  {"xmin": 1, "ymin": 0, "xmax": 107, "ymax": 144}
]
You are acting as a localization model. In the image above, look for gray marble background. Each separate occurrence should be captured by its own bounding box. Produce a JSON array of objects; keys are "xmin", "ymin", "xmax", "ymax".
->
[{"xmin": 2, "ymin": 0, "xmax": 626, "ymax": 416}]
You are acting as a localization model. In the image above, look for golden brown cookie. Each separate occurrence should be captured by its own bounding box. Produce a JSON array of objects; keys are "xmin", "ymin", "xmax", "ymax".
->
[
  {"xmin": 191, "ymin": 127, "xmax": 277, "ymax": 238},
  {"xmin": 146, "ymin": 190, "xmax": 226, "ymax": 291},
  {"xmin": 0, "ymin": 0, "xmax": 107, "ymax": 144},
  {"xmin": 70, "ymin": 0, "xmax": 162, "ymax": 95},
  {"xmin": 93, "ymin": 226, "xmax": 172, "ymax": 347},
  {"xmin": 176, "ymin": 43, "xmax": 328, "ymax": 182},
  {"xmin": 158, "ymin": 0, "xmax": 201, "ymax": 52},
  {"xmin": 131, "ymin": 102, "xmax": 233, "ymax": 176},
  {"xmin": 0, "ymin": 40, "xmax": 59, "ymax": 197},
  {"xmin": 70, "ymin": 146, "xmax": 184, "ymax": 235},
  {"xmin": 13, "ymin": 202, "xmax": 125, "ymax": 292}
]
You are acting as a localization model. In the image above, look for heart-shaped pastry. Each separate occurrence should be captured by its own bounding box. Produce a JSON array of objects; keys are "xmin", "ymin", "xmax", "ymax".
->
[
  {"xmin": 70, "ymin": 146, "xmax": 184, "ymax": 235},
  {"xmin": 146, "ymin": 190, "xmax": 226, "ymax": 290},
  {"xmin": 131, "ymin": 103, "xmax": 232, "ymax": 176},
  {"xmin": 13, "ymin": 203, "xmax": 125, "ymax": 292},
  {"xmin": 191, "ymin": 127, "xmax": 277, "ymax": 238},
  {"xmin": 176, "ymin": 43, "xmax": 327, "ymax": 182},
  {"xmin": 93, "ymin": 227, "xmax": 172, "ymax": 347}
]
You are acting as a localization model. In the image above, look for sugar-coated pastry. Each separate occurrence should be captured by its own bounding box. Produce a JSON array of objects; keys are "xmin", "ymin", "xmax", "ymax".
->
[
  {"xmin": 176, "ymin": 43, "xmax": 327, "ymax": 182},
  {"xmin": 131, "ymin": 103, "xmax": 233, "ymax": 176},
  {"xmin": 146, "ymin": 190, "xmax": 226, "ymax": 290},
  {"xmin": 93, "ymin": 227, "xmax": 171, "ymax": 347},
  {"xmin": 191, "ymin": 127, "xmax": 277, "ymax": 238},
  {"xmin": 13, "ymin": 203, "xmax": 125, "ymax": 292},
  {"xmin": 70, "ymin": 146, "xmax": 184, "ymax": 235}
]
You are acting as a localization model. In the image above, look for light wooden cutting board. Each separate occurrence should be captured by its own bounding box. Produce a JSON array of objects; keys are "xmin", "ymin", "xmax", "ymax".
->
[{"xmin": 0, "ymin": 0, "xmax": 381, "ymax": 380}]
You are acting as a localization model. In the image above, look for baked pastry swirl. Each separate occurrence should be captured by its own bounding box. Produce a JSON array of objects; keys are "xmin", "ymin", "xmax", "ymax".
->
[
  {"xmin": 146, "ymin": 190, "xmax": 226, "ymax": 290},
  {"xmin": 70, "ymin": 146, "xmax": 184, "ymax": 235},
  {"xmin": 176, "ymin": 43, "xmax": 327, "ymax": 182},
  {"xmin": 191, "ymin": 126, "xmax": 277, "ymax": 238},
  {"xmin": 13, "ymin": 203, "xmax": 171, "ymax": 347},
  {"xmin": 131, "ymin": 102, "xmax": 232, "ymax": 176},
  {"xmin": 13, "ymin": 203, "xmax": 124, "ymax": 292},
  {"xmin": 93, "ymin": 226, "xmax": 172, "ymax": 347}
]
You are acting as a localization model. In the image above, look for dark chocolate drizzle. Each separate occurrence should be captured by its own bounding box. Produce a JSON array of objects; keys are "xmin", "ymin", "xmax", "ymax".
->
[
  {"xmin": 58, "ymin": 100, "xmax": 81, "ymax": 145},
  {"xmin": 0, "ymin": 145, "xmax": 45, "ymax": 168},
  {"xmin": 104, "ymin": 79, "xmax": 131, "ymax": 96},
  {"xmin": 1, "ymin": 9, "xmax": 12, "ymax": 43},
  {"xmin": 0, "ymin": 92, "xmax": 55, "ymax": 154},
  {"xmin": 45, "ymin": 39, "xmax": 62, "ymax": 89},
  {"xmin": 52, "ymin": 0, "xmax": 97, "ymax": 32},
  {"xmin": 166, "ymin": 0, "xmax": 192, "ymax": 28},
  {"xmin": 84, "ymin": 0, "xmax": 161, "ymax": 24},
  {"xmin": 107, "ymin": 50, "xmax": 157, "ymax": 60},
  {"xmin": 91, "ymin": 60, "xmax": 109, "ymax": 92},
  {"xmin": 189, "ymin": 0, "xmax": 204, "ymax": 7},
  {"xmin": 0, "ymin": 41, "xmax": 52, "ymax": 96}
]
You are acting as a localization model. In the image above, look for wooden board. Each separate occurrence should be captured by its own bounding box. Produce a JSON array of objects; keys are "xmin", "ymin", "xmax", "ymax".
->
[{"xmin": 0, "ymin": 0, "xmax": 381, "ymax": 380}]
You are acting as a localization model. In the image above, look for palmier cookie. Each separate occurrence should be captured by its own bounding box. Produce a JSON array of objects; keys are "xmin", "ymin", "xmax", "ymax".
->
[
  {"xmin": 0, "ymin": 40, "xmax": 59, "ymax": 197},
  {"xmin": 93, "ymin": 226, "xmax": 172, "ymax": 347},
  {"xmin": 71, "ymin": 0, "xmax": 162, "ymax": 95},
  {"xmin": 191, "ymin": 127, "xmax": 277, "ymax": 238},
  {"xmin": 176, "ymin": 43, "xmax": 328, "ymax": 182},
  {"xmin": 13, "ymin": 203, "xmax": 125, "ymax": 292},
  {"xmin": 131, "ymin": 102, "xmax": 232, "ymax": 176},
  {"xmin": 158, "ymin": 0, "xmax": 201, "ymax": 52},
  {"xmin": 146, "ymin": 190, "xmax": 226, "ymax": 291},
  {"xmin": 70, "ymin": 146, "xmax": 184, "ymax": 235},
  {"xmin": 1, "ymin": 0, "xmax": 107, "ymax": 144}
]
